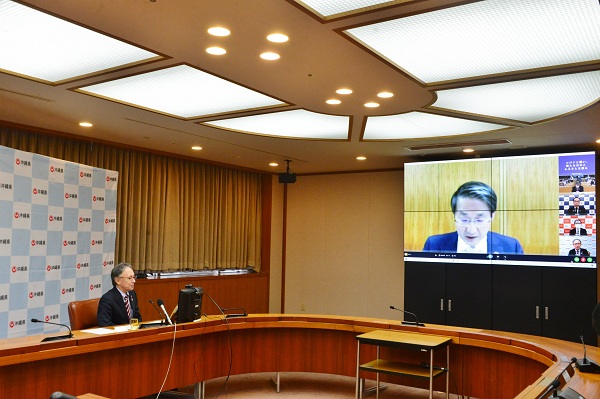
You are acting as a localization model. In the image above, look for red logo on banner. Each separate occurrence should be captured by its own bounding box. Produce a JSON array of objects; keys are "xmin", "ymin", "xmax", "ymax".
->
[
  {"xmin": 93, "ymin": 196, "xmax": 97, "ymax": 201},
  {"xmin": 105, "ymin": 218, "xmax": 109, "ymax": 224},
  {"xmin": 103, "ymin": 261, "xmax": 107, "ymax": 266},
  {"xmin": 9, "ymin": 321, "xmax": 14, "ymax": 328},
  {"xmin": 80, "ymin": 171, "xmax": 84, "ymax": 177},
  {"xmin": 47, "ymin": 265, "xmax": 51, "ymax": 271},
  {"xmin": 106, "ymin": 176, "xmax": 110, "ymax": 181},
  {"xmin": 62, "ymin": 289, "xmax": 66, "ymax": 295},
  {"xmin": 29, "ymin": 292, "xmax": 33, "ymax": 299},
  {"xmin": 79, "ymin": 217, "xmax": 83, "ymax": 223},
  {"xmin": 45, "ymin": 315, "xmax": 50, "ymax": 322},
  {"xmin": 65, "ymin": 193, "xmax": 69, "ymax": 199},
  {"xmin": 50, "ymin": 165, "xmax": 54, "ymax": 172},
  {"xmin": 12, "ymin": 266, "xmax": 16, "ymax": 273},
  {"xmin": 49, "ymin": 215, "xmax": 53, "ymax": 222},
  {"xmin": 15, "ymin": 158, "xmax": 20, "ymax": 165},
  {"xmin": 77, "ymin": 263, "xmax": 81, "ymax": 269},
  {"xmin": 33, "ymin": 188, "xmax": 37, "ymax": 195},
  {"xmin": 31, "ymin": 240, "xmax": 35, "ymax": 246},
  {"xmin": 14, "ymin": 212, "xmax": 19, "ymax": 219},
  {"xmin": 90, "ymin": 284, "xmax": 94, "ymax": 291},
  {"xmin": 91, "ymin": 240, "xmax": 96, "ymax": 246},
  {"xmin": 63, "ymin": 240, "xmax": 67, "ymax": 246}
]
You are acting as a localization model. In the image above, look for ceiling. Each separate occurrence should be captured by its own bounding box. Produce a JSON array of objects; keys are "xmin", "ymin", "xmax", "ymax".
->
[{"xmin": 1, "ymin": 0, "xmax": 599, "ymax": 174}]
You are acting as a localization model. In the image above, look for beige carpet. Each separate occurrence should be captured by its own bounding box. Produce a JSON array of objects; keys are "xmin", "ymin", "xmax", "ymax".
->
[{"xmin": 161, "ymin": 372, "xmax": 450, "ymax": 399}]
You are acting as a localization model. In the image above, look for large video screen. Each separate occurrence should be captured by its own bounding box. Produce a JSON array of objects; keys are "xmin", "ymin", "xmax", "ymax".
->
[{"xmin": 404, "ymin": 151, "xmax": 596, "ymax": 268}]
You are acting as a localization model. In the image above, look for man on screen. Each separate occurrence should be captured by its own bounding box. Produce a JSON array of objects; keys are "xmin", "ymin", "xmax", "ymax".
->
[
  {"xmin": 569, "ymin": 219, "xmax": 588, "ymax": 236},
  {"xmin": 423, "ymin": 181, "xmax": 524, "ymax": 254},
  {"xmin": 566, "ymin": 197, "xmax": 588, "ymax": 215},
  {"xmin": 568, "ymin": 239, "xmax": 590, "ymax": 256}
]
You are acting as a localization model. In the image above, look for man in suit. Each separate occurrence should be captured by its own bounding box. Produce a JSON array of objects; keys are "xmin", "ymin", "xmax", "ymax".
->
[
  {"xmin": 566, "ymin": 197, "xmax": 588, "ymax": 215},
  {"xmin": 97, "ymin": 262, "xmax": 142, "ymax": 326},
  {"xmin": 423, "ymin": 181, "xmax": 524, "ymax": 254},
  {"xmin": 568, "ymin": 239, "xmax": 590, "ymax": 257},
  {"xmin": 571, "ymin": 180, "xmax": 584, "ymax": 192},
  {"xmin": 569, "ymin": 219, "xmax": 588, "ymax": 236}
]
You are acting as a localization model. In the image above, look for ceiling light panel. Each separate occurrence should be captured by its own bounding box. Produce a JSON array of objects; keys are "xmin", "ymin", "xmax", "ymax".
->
[
  {"xmin": 203, "ymin": 109, "xmax": 349, "ymax": 139},
  {"xmin": 0, "ymin": 0, "xmax": 162, "ymax": 83},
  {"xmin": 433, "ymin": 70, "xmax": 600, "ymax": 123},
  {"xmin": 78, "ymin": 65, "xmax": 286, "ymax": 118},
  {"xmin": 363, "ymin": 112, "xmax": 509, "ymax": 140},
  {"xmin": 295, "ymin": 0, "xmax": 396, "ymax": 18},
  {"xmin": 344, "ymin": 0, "xmax": 600, "ymax": 84}
]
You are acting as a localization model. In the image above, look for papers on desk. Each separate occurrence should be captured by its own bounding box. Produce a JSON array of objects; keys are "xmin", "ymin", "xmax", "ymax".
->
[{"xmin": 83, "ymin": 326, "xmax": 131, "ymax": 334}]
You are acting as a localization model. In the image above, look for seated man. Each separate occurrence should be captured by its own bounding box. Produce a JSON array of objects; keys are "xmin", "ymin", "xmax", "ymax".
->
[
  {"xmin": 97, "ymin": 262, "xmax": 142, "ymax": 326},
  {"xmin": 569, "ymin": 219, "xmax": 588, "ymax": 236},
  {"xmin": 423, "ymin": 181, "xmax": 524, "ymax": 254},
  {"xmin": 565, "ymin": 197, "xmax": 588, "ymax": 215},
  {"xmin": 568, "ymin": 239, "xmax": 590, "ymax": 257}
]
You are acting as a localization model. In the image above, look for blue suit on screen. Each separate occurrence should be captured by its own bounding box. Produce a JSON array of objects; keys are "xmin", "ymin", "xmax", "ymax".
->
[{"xmin": 423, "ymin": 231, "xmax": 524, "ymax": 254}]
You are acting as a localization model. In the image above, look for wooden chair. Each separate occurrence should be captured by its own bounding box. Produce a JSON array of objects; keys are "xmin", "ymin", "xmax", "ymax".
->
[{"xmin": 67, "ymin": 298, "xmax": 100, "ymax": 330}]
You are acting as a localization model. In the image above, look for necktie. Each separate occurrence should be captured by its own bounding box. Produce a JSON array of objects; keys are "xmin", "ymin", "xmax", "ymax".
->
[{"xmin": 124, "ymin": 294, "xmax": 131, "ymax": 319}]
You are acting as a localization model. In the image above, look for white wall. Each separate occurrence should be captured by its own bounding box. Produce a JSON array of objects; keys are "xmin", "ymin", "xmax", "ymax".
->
[{"xmin": 273, "ymin": 171, "xmax": 405, "ymax": 320}]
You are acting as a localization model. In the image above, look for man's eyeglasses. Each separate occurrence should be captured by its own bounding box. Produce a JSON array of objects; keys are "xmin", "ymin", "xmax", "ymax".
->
[
  {"xmin": 455, "ymin": 218, "xmax": 490, "ymax": 227},
  {"xmin": 119, "ymin": 276, "xmax": 136, "ymax": 281}
]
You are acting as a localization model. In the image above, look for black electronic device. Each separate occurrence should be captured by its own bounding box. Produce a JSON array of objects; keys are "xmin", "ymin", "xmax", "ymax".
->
[
  {"xmin": 389, "ymin": 305, "xmax": 425, "ymax": 327},
  {"xmin": 31, "ymin": 318, "xmax": 73, "ymax": 342},
  {"xmin": 176, "ymin": 285, "xmax": 204, "ymax": 323},
  {"xmin": 575, "ymin": 335, "xmax": 600, "ymax": 374},
  {"xmin": 278, "ymin": 159, "xmax": 296, "ymax": 184}
]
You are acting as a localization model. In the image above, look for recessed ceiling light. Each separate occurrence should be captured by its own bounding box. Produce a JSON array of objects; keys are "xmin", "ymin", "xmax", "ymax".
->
[
  {"xmin": 206, "ymin": 47, "xmax": 226, "ymax": 55},
  {"xmin": 364, "ymin": 102, "xmax": 379, "ymax": 108},
  {"xmin": 336, "ymin": 88, "xmax": 352, "ymax": 95},
  {"xmin": 267, "ymin": 33, "xmax": 289, "ymax": 43},
  {"xmin": 596, "ymin": 139, "xmax": 600, "ymax": 144},
  {"xmin": 377, "ymin": 91, "xmax": 393, "ymax": 98},
  {"xmin": 326, "ymin": 99, "xmax": 341, "ymax": 105},
  {"xmin": 356, "ymin": 156, "xmax": 367, "ymax": 161},
  {"xmin": 269, "ymin": 162, "xmax": 279, "ymax": 167},
  {"xmin": 208, "ymin": 27, "xmax": 230, "ymax": 37},
  {"xmin": 260, "ymin": 52, "xmax": 280, "ymax": 60},
  {"xmin": 191, "ymin": 146, "xmax": 202, "ymax": 151},
  {"xmin": 79, "ymin": 122, "xmax": 93, "ymax": 127},
  {"xmin": 463, "ymin": 148, "xmax": 475, "ymax": 153}
]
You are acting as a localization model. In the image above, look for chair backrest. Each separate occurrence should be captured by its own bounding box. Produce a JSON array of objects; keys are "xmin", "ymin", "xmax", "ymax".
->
[{"xmin": 67, "ymin": 298, "xmax": 100, "ymax": 330}]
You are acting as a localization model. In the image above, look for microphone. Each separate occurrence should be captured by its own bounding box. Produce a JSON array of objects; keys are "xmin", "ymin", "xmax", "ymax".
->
[
  {"xmin": 389, "ymin": 305, "xmax": 425, "ymax": 327},
  {"xmin": 575, "ymin": 335, "xmax": 600, "ymax": 373},
  {"xmin": 220, "ymin": 307, "xmax": 248, "ymax": 318},
  {"xmin": 157, "ymin": 299, "xmax": 173, "ymax": 325},
  {"xmin": 31, "ymin": 318, "xmax": 73, "ymax": 342},
  {"xmin": 148, "ymin": 300, "xmax": 165, "ymax": 325}
]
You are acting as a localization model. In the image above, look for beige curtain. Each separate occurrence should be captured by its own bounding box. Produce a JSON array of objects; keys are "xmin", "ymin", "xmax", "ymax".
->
[{"xmin": 0, "ymin": 126, "xmax": 262, "ymax": 272}]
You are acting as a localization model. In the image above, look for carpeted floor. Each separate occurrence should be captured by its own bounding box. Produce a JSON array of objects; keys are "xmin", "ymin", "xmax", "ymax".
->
[{"xmin": 153, "ymin": 372, "xmax": 451, "ymax": 399}]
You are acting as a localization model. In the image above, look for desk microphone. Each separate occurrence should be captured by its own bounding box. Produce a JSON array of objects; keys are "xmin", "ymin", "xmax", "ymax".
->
[
  {"xmin": 157, "ymin": 299, "xmax": 173, "ymax": 325},
  {"xmin": 389, "ymin": 306, "xmax": 425, "ymax": 327},
  {"xmin": 148, "ymin": 300, "xmax": 165, "ymax": 325},
  {"xmin": 575, "ymin": 335, "xmax": 600, "ymax": 373},
  {"xmin": 31, "ymin": 318, "xmax": 73, "ymax": 342},
  {"xmin": 220, "ymin": 307, "xmax": 248, "ymax": 318}
]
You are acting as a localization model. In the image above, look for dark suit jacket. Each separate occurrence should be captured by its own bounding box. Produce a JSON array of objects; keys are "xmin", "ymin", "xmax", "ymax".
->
[
  {"xmin": 566, "ymin": 205, "xmax": 588, "ymax": 215},
  {"xmin": 423, "ymin": 231, "xmax": 524, "ymax": 254},
  {"xmin": 571, "ymin": 185, "xmax": 584, "ymax": 192},
  {"xmin": 97, "ymin": 286, "xmax": 142, "ymax": 326},
  {"xmin": 568, "ymin": 248, "xmax": 590, "ymax": 256},
  {"xmin": 569, "ymin": 227, "xmax": 588, "ymax": 236}
]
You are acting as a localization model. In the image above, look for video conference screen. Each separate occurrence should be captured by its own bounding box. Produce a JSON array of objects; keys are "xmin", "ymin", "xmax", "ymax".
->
[{"xmin": 404, "ymin": 151, "xmax": 596, "ymax": 268}]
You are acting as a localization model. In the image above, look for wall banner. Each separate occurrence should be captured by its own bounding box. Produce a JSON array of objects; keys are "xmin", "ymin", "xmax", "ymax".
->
[{"xmin": 0, "ymin": 145, "xmax": 117, "ymax": 339}]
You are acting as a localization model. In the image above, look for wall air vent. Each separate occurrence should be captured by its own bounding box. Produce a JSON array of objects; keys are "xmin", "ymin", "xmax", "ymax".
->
[{"xmin": 405, "ymin": 139, "xmax": 512, "ymax": 151}]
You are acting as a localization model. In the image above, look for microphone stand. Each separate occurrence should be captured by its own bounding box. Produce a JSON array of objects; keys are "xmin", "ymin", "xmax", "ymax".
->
[
  {"xmin": 389, "ymin": 306, "xmax": 425, "ymax": 327},
  {"xmin": 31, "ymin": 318, "xmax": 73, "ymax": 342}
]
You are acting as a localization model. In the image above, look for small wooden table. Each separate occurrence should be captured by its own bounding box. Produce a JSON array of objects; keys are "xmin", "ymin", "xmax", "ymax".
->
[{"xmin": 355, "ymin": 330, "xmax": 451, "ymax": 399}]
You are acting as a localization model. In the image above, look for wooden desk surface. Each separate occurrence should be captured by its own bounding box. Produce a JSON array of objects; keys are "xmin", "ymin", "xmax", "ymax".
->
[
  {"xmin": 357, "ymin": 329, "xmax": 452, "ymax": 349},
  {"xmin": 0, "ymin": 314, "xmax": 598, "ymax": 399}
]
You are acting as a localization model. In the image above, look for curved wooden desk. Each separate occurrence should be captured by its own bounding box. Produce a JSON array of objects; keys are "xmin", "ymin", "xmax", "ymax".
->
[{"xmin": 0, "ymin": 314, "xmax": 598, "ymax": 399}]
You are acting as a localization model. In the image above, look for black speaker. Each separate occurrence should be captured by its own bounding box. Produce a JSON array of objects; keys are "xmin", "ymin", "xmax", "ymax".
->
[{"xmin": 278, "ymin": 172, "xmax": 296, "ymax": 184}]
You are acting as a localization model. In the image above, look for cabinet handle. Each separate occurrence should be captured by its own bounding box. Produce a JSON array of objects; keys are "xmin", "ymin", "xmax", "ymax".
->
[
  {"xmin": 535, "ymin": 306, "xmax": 539, "ymax": 319},
  {"xmin": 545, "ymin": 306, "xmax": 549, "ymax": 320},
  {"xmin": 440, "ymin": 299, "xmax": 444, "ymax": 311},
  {"xmin": 448, "ymin": 299, "xmax": 452, "ymax": 312}
]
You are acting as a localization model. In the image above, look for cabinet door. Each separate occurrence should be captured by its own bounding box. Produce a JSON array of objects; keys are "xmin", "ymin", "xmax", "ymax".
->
[
  {"xmin": 446, "ymin": 263, "xmax": 493, "ymax": 329},
  {"xmin": 543, "ymin": 267, "xmax": 597, "ymax": 345},
  {"xmin": 492, "ymin": 265, "xmax": 543, "ymax": 336},
  {"xmin": 404, "ymin": 261, "xmax": 446, "ymax": 325}
]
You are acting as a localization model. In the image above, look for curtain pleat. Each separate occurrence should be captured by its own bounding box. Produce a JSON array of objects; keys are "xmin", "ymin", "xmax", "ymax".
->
[{"xmin": 0, "ymin": 126, "xmax": 262, "ymax": 272}]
